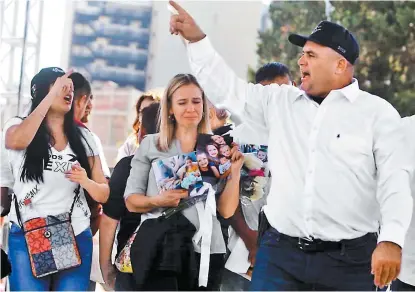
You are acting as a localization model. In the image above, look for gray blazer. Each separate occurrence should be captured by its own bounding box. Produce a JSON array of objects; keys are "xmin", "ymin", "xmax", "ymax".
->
[{"xmin": 124, "ymin": 134, "xmax": 226, "ymax": 254}]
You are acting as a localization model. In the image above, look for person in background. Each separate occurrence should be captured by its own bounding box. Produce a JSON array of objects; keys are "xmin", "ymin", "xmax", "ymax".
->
[
  {"xmin": 231, "ymin": 62, "xmax": 295, "ymax": 146},
  {"xmin": 205, "ymin": 101, "xmax": 253, "ymax": 291},
  {"xmin": 392, "ymin": 116, "xmax": 415, "ymax": 291},
  {"xmin": 170, "ymin": 3, "xmax": 412, "ymax": 290},
  {"xmin": 116, "ymin": 94, "xmax": 158, "ymax": 162},
  {"xmin": 100, "ymin": 102, "xmax": 160, "ymax": 291},
  {"xmin": 70, "ymin": 72, "xmax": 111, "ymax": 291},
  {"xmin": 255, "ymin": 62, "xmax": 296, "ymax": 86},
  {"xmin": 0, "ymin": 133, "xmax": 13, "ymax": 287},
  {"xmin": 71, "ymin": 72, "xmax": 111, "ymax": 232},
  {"xmin": 1, "ymin": 134, "xmax": 13, "ymax": 217},
  {"xmin": 4, "ymin": 67, "xmax": 109, "ymax": 291},
  {"xmin": 71, "ymin": 72, "xmax": 111, "ymax": 179}
]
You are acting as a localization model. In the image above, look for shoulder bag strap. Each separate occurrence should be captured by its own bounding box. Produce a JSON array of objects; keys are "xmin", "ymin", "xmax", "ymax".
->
[
  {"xmin": 13, "ymin": 194, "xmax": 23, "ymax": 228},
  {"xmin": 69, "ymin": 185, "xmax": 81, "ymax": 217}
]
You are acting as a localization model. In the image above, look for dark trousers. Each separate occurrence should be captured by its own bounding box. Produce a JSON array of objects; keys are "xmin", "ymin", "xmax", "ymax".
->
[
  {"xmin": 250, "ymin": 228, "xmax": 377, "ymax": 291},
  {"xmin": 392, "ymin": 279, "xmax": 415, "ymax": 291},
  {"xmin": 115, "ymin": 271, "xmax": 140, "ymax": 291},
  {"xmin": 115, "ymin": 253, "xmax": 225, "ymax": 291},
  {"xmin": 220, "ymin": 269, "xmax": 251, "ymax": 291}
]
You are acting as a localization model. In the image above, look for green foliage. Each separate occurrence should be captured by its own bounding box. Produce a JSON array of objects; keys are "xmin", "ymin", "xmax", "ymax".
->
[{"xmin": 253, "ymin": 1, "xmax": 415, "ymax": 116}]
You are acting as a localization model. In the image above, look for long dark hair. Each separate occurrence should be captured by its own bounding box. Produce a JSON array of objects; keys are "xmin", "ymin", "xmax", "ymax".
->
[{"xmin": 20, "ymin": 81, "xmax": 93, "ymax": 183}]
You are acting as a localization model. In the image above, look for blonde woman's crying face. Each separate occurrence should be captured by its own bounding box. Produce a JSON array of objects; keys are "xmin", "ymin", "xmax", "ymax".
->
[{"xmin": 169, "ymin": 84, "xmax": 204, "ymax": 128}]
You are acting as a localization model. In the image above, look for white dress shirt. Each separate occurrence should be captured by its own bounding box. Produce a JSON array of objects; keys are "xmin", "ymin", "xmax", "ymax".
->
[
  {"xmin": 187, "ymin": 37, "xmax": 413, "ymax": 247},
  {"xmin": 399, "ymin": 116, "xmax": 415, "ymax": 285}
]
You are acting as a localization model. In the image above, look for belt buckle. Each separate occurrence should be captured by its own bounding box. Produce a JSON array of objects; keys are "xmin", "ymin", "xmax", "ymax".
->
[{"xmin": 298, "ymin": 237, "xmax": 315, "ymax": 251}]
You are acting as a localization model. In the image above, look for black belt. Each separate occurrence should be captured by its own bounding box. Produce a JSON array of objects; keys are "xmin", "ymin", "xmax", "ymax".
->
[{"xmin": 269, "ymin": 227, "xmax": 375, "ymax": 253}]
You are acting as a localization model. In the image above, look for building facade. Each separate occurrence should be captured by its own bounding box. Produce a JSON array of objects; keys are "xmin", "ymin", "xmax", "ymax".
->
[
  {"xmin": 67, "ymin": 1, "xmax": 152, "ymax": 91},
  {"xmin": 61, "ymin": 0, "xmax": 264, "ymax": 167}
]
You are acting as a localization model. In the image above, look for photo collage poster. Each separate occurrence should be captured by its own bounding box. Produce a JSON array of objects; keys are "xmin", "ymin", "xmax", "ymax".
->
[{"xmin": 153, "ymin": 152, "xmax": 203, "ymax": 193}]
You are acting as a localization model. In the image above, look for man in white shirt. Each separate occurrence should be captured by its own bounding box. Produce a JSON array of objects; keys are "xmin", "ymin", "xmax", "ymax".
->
[
  {"xmin": 169, "ymin": 2, "xmax": 413, "ymax": 290},
  {"xmin": 393, "ymin": 116, "xmax": 415, "ymax": 291}
]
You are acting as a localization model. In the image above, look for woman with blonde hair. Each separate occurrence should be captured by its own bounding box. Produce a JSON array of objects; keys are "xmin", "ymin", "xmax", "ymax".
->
[
  {"xmin": 123, "ymin": 74, "xmax": 243, "ymax": 290},
  {"xmin": 116, "ymin": 94, "xmax": 158, "ymax": 161}
]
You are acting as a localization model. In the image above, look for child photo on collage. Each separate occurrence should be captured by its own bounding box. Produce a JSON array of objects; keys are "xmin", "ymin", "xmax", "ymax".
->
[
  {"xmin": 240, "ymin": 144, "xmax": 268, "ymax": 175},
  {"xmin": 238, "ymin": 144, "xmax": 270, "ymax": 200},
  {"xmin": 153, "ymin": 152, "xmax": 203, "ymax": 193},
  {"xmin": 196, "ymin": 134, "xmax": 234, "ymax": 183}
]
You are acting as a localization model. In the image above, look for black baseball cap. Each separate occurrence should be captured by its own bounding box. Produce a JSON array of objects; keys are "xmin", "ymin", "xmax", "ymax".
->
[
  {"xmin": 30, "ymin": 67, "xmax": 65, "ymax": 99},
  {"xmin": 288, "ymin": 20, "xmax": 360, "ymax": 65}
]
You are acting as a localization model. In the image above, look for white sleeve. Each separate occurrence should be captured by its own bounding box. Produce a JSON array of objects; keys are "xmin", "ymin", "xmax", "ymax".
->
[
  {"xmin": 187, "ymin": 37, "xmax": 298, "ymax": 134},
  {"xmin": 79, "ymin": 128, "xmax": 98, "ymax": 157},
  {"xmin": 91, "ymin": 132, "xmax": 111, "ymax": 178},
  {"xmin": 116, "ymin": 135, "xmax": 137, "ymax": 163},
  {"xmin": 0, "ymin": 134, "xmax": 14, "ymax": 188},
  {"xmin": 231, "ymin": 123, "xmax": 269, "ymax": 146},
  {"xmin": 2, "ymin": 117, "xmax": 23, "ymax": 141},
  {"xmin": 375, "ymin": 106, "xmax": 413, "ymax": 248},
  {"xmin": 2, "ymin": 118, "xmax": 21, "ymax": 188}
]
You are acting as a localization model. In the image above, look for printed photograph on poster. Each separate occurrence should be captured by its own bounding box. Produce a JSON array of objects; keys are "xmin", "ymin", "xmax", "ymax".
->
[
  {"xmin": 238, "ymin": 150, "xmax": 271, "ymax": 231},
  {"xmin": 239, "ymin": 153, "xmax": 269, "ymax": 200},
  {"xmin": 239, "ymin": 144, "xmax": 268, "ymax": 174},
  {"xmin": 196, "ymin": 134, "xmax": 234, "ymax": 180},
  {"xmin": 153, "ymin": 152, "xmax": 203, "ymax": 192}
]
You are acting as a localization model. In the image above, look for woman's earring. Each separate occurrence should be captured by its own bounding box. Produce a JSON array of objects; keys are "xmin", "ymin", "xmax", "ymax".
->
[{"xmin": 169, "ymin": 114, "xmax": 176, "ymax": 123}]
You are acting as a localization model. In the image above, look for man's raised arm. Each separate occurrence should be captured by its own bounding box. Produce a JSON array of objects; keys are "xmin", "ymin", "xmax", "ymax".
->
[{"xmin": 169, "ymin": 0, "xmax": 285, "ymax": 132}]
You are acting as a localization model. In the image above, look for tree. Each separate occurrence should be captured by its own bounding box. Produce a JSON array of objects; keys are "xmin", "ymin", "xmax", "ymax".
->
[{"xmin": 252, "ymin": 1, "xmax": 415, "ymax": 116}]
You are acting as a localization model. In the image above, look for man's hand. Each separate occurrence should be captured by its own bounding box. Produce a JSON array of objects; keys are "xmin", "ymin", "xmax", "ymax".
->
[
  {"xmin": 241, "ymin": 228, "xmax": 258, "ymax": 267},
  {"xmin": 169, "ymin": 1, "xmax": 206, "ymax": 43},
  {"xmin": 371, "ymin": 241, "xmax": 402, "ymax": 288}
]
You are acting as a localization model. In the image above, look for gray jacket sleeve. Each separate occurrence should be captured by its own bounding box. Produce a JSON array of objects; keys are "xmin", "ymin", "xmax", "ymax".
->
[{"xmin": 123, "ymin": 135, "xmax": 152, "ymax": 200}]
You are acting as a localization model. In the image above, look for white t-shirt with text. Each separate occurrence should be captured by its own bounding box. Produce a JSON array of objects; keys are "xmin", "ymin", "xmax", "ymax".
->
[{"xmin": 4, "ymin": 117, "xmax": 98, "ymax": 235}]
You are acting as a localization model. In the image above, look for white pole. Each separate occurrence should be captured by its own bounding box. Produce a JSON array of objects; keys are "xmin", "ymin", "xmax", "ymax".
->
[{"xmin": 324, "ymin": 0, "xmax": 334, "ymax": 21}]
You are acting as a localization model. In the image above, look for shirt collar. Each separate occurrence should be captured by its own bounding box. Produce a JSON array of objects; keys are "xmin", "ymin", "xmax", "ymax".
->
[
  {"xmin": 332, "ymin": 78, "xmax": 360, "ymax": 103},
  {"xmin": 293, "ymin": 78, "xmax": 360, "ymax": 103}
]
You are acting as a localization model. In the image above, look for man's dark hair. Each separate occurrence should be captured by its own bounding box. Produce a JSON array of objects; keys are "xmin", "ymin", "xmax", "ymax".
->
[
  {"xmin": 141, "ymin": 102, "xmax": 160, "ymax": 135},
  {"xmin": 70, "ymin": 72, "xmax": 91, "ymax": 100},
  {"xmin": 255, "ymin": 62, "xmax": 291, "ymax": 84}
]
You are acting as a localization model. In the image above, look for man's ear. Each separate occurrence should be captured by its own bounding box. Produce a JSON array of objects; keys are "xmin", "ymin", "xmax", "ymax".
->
[
  {"xmin": 336, "ymin": 58, "xmax": 348, "ymax": 74},
  {"xmin": 292, "ymin": 80, "xmax": 297, "ymax": 87}
]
